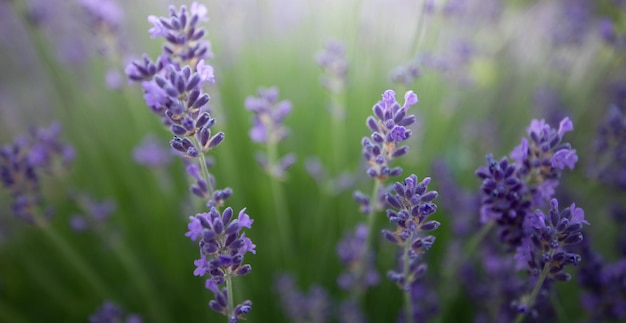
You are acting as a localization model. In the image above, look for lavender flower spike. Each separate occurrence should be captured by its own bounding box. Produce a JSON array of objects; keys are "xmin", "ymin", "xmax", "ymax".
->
[
  {"xmin": 513, "ymin": 198, "xmax": 588, "ymax": 316},
  {"xmin": 188, "ymin": 207, "xmax": 255, "ymax": 321},
  {"xmin": 360, "ymin": 90, "xmax": 418, "ymax": 181},
  {"xmin": 245, "ymin": 86, "xmax": 296, "ymax": 179}
]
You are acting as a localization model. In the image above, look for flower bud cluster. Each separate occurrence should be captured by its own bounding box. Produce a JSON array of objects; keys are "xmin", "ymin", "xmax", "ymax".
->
[
  {"xmin": 382, "ymin": 174, "xmax": 439, "ymax": 290},
  {"xmin": 361, "ymin": 90, "xmax": 418, "ymax": 180},
  {"xmin": 186, "ymin": 207, "xmax": 256, "ymax": 322},
  {"xmin": 476, "ymin": 117, "xmax": 577, "ymax": 248},
  {"xmin": 245, "ymin": 87, "xmax": 296, "ymax": 179},
  {"xmin": 515, "ymin": 199, "xmax": 588, "ymax": 282}
]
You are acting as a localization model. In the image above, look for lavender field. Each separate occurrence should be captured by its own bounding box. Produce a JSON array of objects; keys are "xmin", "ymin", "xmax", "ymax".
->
[{"xmin": 1, "ymin": 0, "xmax": 625, "ymax": 322}]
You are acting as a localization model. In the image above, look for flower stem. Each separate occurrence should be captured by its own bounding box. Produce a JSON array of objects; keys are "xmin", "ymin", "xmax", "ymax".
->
[
  {"xmin": 513, "ymin": 251, "xmax": 554, "ymax": 323},
  {"xmin": 266, "ymin": 139, "xmax": 294, "ymax": 268},
  {"xmin": 226, "ymin": 271, "xmax": 235, "ymax": 322},
  {"xmin": 402, "ymin": 235, "xmax": 414, "ymax": 323}
]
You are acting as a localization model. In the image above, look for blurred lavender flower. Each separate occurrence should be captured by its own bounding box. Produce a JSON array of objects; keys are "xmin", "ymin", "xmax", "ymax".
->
[
  {"xmin": 315, "ymin": 39, "xmax": 349, "ymax": 121},
  {"xmin": 578, "ymin": 237, "xmax": 626, "ymax": 321},
  {"xmin": 132, "ymin": 135, "xmax": 173, "ymax": 168},
  {"xmin": 89, "ymin": 300, "xmax": 142, "ymax": 323},
  {"xmin": 336, "ymin": 223, "xmax": 380, "ymax": 292},
  {"xmin": 69, "ymin": 195, "xmax": 116, "ymax": 232},
  {"xmin": 591, "ymin": 104, "xmax": 626, "ymax": 190},
  {"xmin": 245, "ymin": 87, "xmax": 296, "ymax": 179},
  {"xmin": 0, "ymin": 122, "xmax": 74, "ymax": 223},
  {"xmin": 305, "ymin": 156, "xmax": 357, "ymax": 195},
  {"xmin": 275, "ymin": 274, "xmax": 331, "ymax": 323},
  {"xmin": 187, "ymin": 207, "xmax": 255, "ymax": 321}
]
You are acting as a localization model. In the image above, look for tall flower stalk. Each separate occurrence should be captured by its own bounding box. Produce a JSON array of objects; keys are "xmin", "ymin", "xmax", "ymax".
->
[
  {"xmin": 245, "ymin": 87, "xmax": 295, "ymax": 266},
  {"xmin": 347, "ymin": 89, "xmax": 418, "ymax": 306},
  {"xmin": 126, "ymin": 3, "xmax": 255, "ymax": 321}
]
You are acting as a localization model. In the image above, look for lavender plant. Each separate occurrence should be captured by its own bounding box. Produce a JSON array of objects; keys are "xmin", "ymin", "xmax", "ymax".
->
[
  {"xmin": 126, "ymin": 3, "xmax": 255, "ymax": 321},
  {"xmin": 245, "ymin": 86, "xmax": 295, "ymax": 180},
  {"xmin": 512, "ymin": 198, "xmax": 588, "ymax": 320},
  {"xmin": 341, "ymin": 89, "xmax": 418, "ymax": 313},
  {"xmin": 382, "ymin": 174, "xmax": 439, "ymax": 323},
  {"xmin": 476, "ymin": 117, "xmax": 577, "ymax": 248},
  {"xmin": 473, "ymin": 117, "xmax": 584, "ymax": 320}
]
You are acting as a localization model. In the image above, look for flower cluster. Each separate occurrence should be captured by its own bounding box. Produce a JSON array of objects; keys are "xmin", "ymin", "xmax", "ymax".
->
[
  {"xmin": 361, "ymin": 90, "xmax": 417, "ymax": 180},
  {"xmin": 336, "ymin": 223, "xmax": 380, "ymax": 292},
  {"xmin": 69, "ymin": 195, "xmax": 117, "ymax": 232},
  {"xmin": 476, "ymin": 117, "xmax": 577, "ymax": 247},
  {"xmin": 513, "ymin": 198, "xmax": 589, "ymax": 312},
  {"xmin": 128, "ymin": 3, "xmax": 254, "ymax": 321},
  {"xmin": 89, "ymin": 300, "xmax": 142, "ymax": 323},
  {"xmin": 382, "ymin": 174, "xmax": 439, "ymax": 288},
  {"xmin": 245, "ymin": 86, "xmax": 296, "ymax": 179},
  {"xmin": 275, "ymin": 274, "xmax": 331, "ymax": 323},
  {"xmin": 0, "ymin": 122, "xmax": 74, "ymax": 223},
  {"xmin": 315, "ymin": 39, "xmax": 348, "ymax": 95},
  {"xmin": 186, "ymin": 207, "xmax": 255, "ymax": 321}
]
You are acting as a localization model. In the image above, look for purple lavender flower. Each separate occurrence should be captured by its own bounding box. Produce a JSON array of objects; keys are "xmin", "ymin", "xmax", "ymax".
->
[
  {"xmin": 512, "ymin": 198, "xmax": 588, "ymax": 314},
  {"xmin": 132, "ymin": 135, "xmax": 173, "ymax": 168},
  {"xmin": 315, "ymin": 39, "xmax": 349, "ymax": 95},
  {"xmin": 69, "ymin": 195, "xmax": 117, "ymax": 232},
  {"xmin": 336, "ymin": 223, "xmax": 380, "ymax": 292},
  {"xmin": 187, "ymin": 207, "xmax": 255, "ymax": 321},
  {"xmin": 359, "ymin": 90, "xmax": 417, "ymax": 181},
  {"xmin": 78, "ymin": 0, "xmax": 123, "ymax": 32},
  {"xmin": 245, "ymin": 87, "xmax": 296, "ymax": 179},
  {"xmin": 0, "ymin": 122, "xmax": 74, "ymax": 223},
  {"xmin": 275, "ymin": 274, "xmax": 331, "ymax": 323},
  {"xmin": 129, "ymin": 4, "xmax": 253, "ymax": 320},
  {"xmin": 89, "ymin": 300, "xmax": 142, "ymax": 323},
  {"xmin": 578, "ymin": 237, "xmax": 626, "ymax": 321},
  {"xmin": 476, "ymin": 117, "xmax": 578, "ymax": 247},
  {"xmin": 592, "ymin": 104, "xmax": 626, "ymax": 190}
]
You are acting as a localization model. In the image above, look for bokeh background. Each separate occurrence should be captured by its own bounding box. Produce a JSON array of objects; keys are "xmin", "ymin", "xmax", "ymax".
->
[{"xmin": 1, "ymin": 0, "xmax": 625, "ymax": 322}]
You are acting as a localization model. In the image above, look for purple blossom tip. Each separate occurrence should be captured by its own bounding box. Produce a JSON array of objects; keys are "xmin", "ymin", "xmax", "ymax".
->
[
  {"xmin": 190, "ymin": 2, "xmax": 208, "ymax": 21},
  {"xmin": 557, "ymin": 117, "xmax": 574, "ymax": 138},
  {"xmin": 197, "ymin": 59, "xmax": 215, "ymax": 84},
  {"xmin": 382, "ymin": 90, "xmax": 396, "ymax": 105},
  {"xmin": 568, "ymin": 203, "xmax": 589, "ymax": 226},
  {"xmin": 403, "ymin": 90, "xmax": 418, "ymax": 108},
  {"xmin": 147, "ymin": 15, "xmax": 167, "ymax": 39},
  {"xmin": 551, "ymin": 149, "xmax": 578, "ymax": 170}
]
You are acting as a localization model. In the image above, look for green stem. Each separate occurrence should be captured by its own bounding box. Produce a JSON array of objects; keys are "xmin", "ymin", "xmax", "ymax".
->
[
  {"xmin": 513, "ymin": 251, "xmax": 554, "ymax": 323},
  {"xmin": 226, "ymin": 271, "xmax": 234, "ymax": 321},
  {"xmin": 266, "ymin": 139, "xmax": 294, "ymax": 268},
  {"xmin": 33, "ymin": 214, "xmax": 111, "ymax": 299},
  {"xmin": 402, "ymin": 235, "xmax": 414, "ymax": 323}
]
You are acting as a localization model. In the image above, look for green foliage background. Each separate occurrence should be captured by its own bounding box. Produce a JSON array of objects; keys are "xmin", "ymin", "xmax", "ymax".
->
[{"xmin": 1, "ymin": 0, "xmax": 625, "ymax": 322}]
